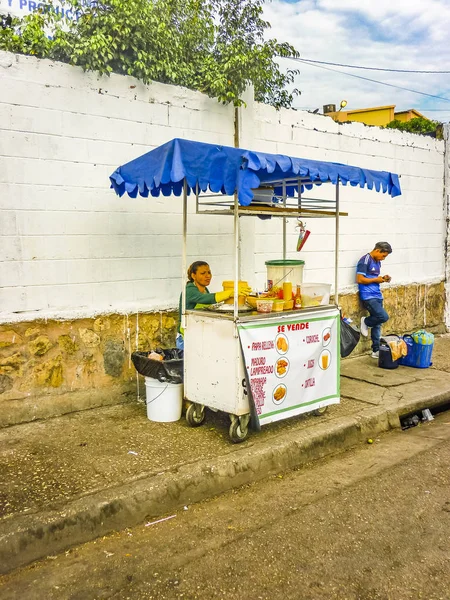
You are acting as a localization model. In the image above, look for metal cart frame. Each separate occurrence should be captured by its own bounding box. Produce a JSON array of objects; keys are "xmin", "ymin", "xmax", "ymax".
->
[{"xmin": 110, "ymin": 138, "xmax": 402, "ymax": 442}]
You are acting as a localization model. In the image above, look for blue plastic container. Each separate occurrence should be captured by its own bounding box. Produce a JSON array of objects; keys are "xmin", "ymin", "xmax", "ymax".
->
[{"xmin": 399, "ymin": 331, "xmax": 434, "ymax": 368}]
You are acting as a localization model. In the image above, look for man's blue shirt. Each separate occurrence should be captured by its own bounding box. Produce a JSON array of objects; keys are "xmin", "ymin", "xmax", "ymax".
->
[{"xmin": 357, "ymin": 253, "xmax": 382, "ymax": 300}]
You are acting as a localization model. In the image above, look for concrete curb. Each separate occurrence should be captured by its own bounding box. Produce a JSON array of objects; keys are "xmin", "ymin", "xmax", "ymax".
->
[
  {"xmin": 0, "ymin": 385, "xmax": 135, "ymax": 428},
  {"xmin": 1, "ymin": 390, "xmax": 449, "ymax": 574}
]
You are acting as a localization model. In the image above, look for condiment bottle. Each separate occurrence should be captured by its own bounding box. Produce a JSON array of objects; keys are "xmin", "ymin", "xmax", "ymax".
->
[
  {"xmin": 283, "ymin": 281, "xmax": 292, "ymax": 301},
  {"xmin": 294, "ymin": 285, "xmax": 302, "ymax": 309}
]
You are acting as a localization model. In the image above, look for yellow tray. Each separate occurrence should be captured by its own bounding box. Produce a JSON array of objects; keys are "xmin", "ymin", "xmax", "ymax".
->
[{"xmin": 246, "ymin": 297, "xmax": 294, "ymax": 311}]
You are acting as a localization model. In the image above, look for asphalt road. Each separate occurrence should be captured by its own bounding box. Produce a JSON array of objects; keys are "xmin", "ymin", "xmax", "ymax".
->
[{"xmin": 1, "ymin": 413, "xmax": 450, "ymax": 600}]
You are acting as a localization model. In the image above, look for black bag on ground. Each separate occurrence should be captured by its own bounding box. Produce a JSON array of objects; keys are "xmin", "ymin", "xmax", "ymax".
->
[
  {"xmin": 340, "ymin": 317, "xmax": 361, "ymax": 358},
  {"xmin": 378, "ymin": 336, "xmax": 400, "ymax": 370},
  {"xmin": 131, "ymin": 348, "xmax": 184, "ymax": 384}
]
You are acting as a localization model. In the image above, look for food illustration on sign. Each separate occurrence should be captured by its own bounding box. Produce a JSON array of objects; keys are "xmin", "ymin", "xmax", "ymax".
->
[
  {"xmin": 273, "ymin": 384, "xmax": 287, "ymax": 404},
  {"xmin": 239, "ymin": 309, "xmax": 340, "ymax": 425},
  {"xmin": 319, "ymin": 349, "xmax": 331, "ymax": 370},
  {"xmin": 276, "ymin": 357, "xmax": 290, "ymax": 377},
  {"xmin": 275, "ymin": 334, "xmax": 289, "ymax": 354},
  {"xmin": 322, "ymin": 327, "xmax": 331, "ymax": 347}
]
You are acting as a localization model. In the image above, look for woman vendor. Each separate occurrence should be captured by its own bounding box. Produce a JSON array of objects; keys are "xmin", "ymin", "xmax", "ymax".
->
[{"xmin": 176, "ymin": 261, "xmax": 250, "ymax": 350}]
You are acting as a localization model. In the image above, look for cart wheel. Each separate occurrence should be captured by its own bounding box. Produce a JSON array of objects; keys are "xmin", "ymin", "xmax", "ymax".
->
[
  {"xmin": 186, "ymin": 403, "xmax": 206, "ymax": 427},
  {"xmin": 229, "ymin": 416, "xmax": 250, "ymax": 444},
  {"xmin": 313, "ymin": 405, "xmax": 328, "ymax": 416}
]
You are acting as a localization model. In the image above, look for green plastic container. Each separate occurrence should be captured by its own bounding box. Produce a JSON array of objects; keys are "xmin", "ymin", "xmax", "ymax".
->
[{"xmin": 265, "ymin": 259, "xmax": 305, "ymax": 291}]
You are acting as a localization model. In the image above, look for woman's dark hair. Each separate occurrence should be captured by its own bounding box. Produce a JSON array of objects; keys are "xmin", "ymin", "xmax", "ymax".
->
[
  {"xmin": 374, "ymin": 241, "xmax": 392, "ymax": 254},
  {"xmin": 187, "ymin": 261, "xmax": 209, "ymax": 282}
]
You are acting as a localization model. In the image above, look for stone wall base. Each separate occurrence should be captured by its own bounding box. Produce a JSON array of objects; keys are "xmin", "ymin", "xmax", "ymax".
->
[
  {"xmin": 338, "ymin": 281, "xmax": 446, "ymax": 354},
  {"xmin": 0, "ymin": 312, "xmax": 177, "ymax": 427},
  {"xmin": 0, "ymin": 282, "xmax": 446, "ymax": 427}
]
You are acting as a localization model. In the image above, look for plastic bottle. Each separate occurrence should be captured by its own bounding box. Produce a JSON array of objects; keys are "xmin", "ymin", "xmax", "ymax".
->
[
  {"xmin": 283, "ymin": 281, "xmax": 292, "ymax": 301},
  {"xmin": 422, "ymin": 408, "xmax": 434, "ymax": 422}
]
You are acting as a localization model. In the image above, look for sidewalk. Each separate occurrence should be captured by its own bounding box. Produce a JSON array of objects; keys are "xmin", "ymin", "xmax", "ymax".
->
[{"xmin": 2, "ymin": 335, "xmax": 450, "ymax": 574}]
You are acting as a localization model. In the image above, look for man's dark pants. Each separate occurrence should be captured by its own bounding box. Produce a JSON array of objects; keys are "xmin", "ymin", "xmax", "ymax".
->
[{"xmin": 362, "ymin": 298, "xmax": 389, "ymax": 352}]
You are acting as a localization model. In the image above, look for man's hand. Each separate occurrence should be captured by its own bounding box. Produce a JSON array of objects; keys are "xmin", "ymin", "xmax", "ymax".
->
[{"xmin": 356, "ymin": 273, "xmax": 391, "ymax": 285}]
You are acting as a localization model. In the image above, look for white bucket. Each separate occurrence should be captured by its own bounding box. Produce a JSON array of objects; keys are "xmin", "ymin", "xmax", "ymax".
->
[{"xmin": 144, "ymin": 377, "xmax": 183, "ymax": 422}]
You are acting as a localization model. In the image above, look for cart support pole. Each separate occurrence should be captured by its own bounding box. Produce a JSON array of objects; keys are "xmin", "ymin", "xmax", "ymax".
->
[
  {"xmin": 282, "ymin": 180, "xmax": 287, "ymax": 260},
  {"xmin": 334, "ymin": 178, "xmax": 340, "ymax": 307},
  {"xmin": 181, "ymin": 180, "xmax": 188, "ymax": 331},
  {"xmin": 233, "ymin": 192, "xmax": 239, "ymax": 333}
]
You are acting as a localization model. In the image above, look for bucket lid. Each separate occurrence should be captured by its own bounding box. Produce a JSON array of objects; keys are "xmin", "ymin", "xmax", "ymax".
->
[
  {"xmin": 222, "ymin": 280, "xmax": 248, "ymax": 286},
  {"xmin": 265, "ymin": 259, "xmax": 305, "ymax": 266}
]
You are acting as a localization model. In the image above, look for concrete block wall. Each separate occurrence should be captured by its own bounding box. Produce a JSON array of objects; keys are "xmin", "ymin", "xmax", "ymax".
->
[
  {"xmin": 1, "ymin": 51, "xmax": 446, "ymax": 322},
  {"xmin": 444, "ymin": 124, "xmax": 450, "ymax": 330},
  {"xmin": 0, "ymin": 51, "xmax": 236, "ymax": 322},
  {"xmin": 0, "ymin": 51, "xmax": 448, "ymax": 421}
]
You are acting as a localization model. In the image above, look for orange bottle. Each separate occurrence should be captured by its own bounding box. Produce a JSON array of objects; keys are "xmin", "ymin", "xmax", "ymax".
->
[
  {"xmin": 294, "ymin": 285, "xmax": 302, "ymax": 309},
  {"xmin": 283, "ymin": 281, "xmax": 292, "ymax": 301}
]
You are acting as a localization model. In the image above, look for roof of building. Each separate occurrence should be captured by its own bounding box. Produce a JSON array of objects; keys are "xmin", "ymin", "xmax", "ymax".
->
[
  {"xmin": 343, "ymin": 105, "xmax": 395, "ymax": 115},
  {"xmin": 394, "ymin": 108, "xmax": 426, "ymax": 119}
]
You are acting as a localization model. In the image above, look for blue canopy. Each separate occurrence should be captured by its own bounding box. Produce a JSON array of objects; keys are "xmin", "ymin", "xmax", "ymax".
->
[{"xmin": 110, "ymin": 138, "xmax": 401, "ymax": 205}]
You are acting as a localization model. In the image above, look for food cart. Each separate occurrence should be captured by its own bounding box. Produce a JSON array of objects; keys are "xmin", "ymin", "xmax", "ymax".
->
[{"xmin": 110, "ymin": 138, "xmax": 401, "ymax": 442}]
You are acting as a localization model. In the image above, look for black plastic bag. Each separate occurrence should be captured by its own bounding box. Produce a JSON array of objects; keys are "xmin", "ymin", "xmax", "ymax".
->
[
  {"xmin": 131, "ymin": 348, "xmax": 184, "ymax": 384},
  {"xmin": 340, "ymin": 318, "xmax": 360, "ymax": 358}
]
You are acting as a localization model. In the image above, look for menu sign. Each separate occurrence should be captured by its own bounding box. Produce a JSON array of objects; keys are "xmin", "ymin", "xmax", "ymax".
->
[{"xmin": 238, "ymin": 308, "xmax": 340, "ymax": 426}]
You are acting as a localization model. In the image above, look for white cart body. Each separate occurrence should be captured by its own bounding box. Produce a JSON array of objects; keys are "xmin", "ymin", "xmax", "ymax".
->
[
  {"xmin": 184, "ymin": 311, "xmax": 248, "ymax": 415},
  {"xmin": 184, "ymin": 305, "xmax": 340, "ymax": 425}
]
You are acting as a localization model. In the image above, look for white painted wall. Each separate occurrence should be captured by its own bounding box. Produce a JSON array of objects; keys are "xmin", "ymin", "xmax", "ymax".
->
[
  {"xmin": 444, "ymin": 123, "xmax": 450, "ymax": 330},
  {"xmin": 248, "ymin": 103, "xmax": 446, "ymax": 293},
  {"xmin": 0, "ymin": 51, "xmax": 446, "ymax": 323},
  {"xmin": 0, "ymin": 51, "xmax": 236, "ymax": 321}
]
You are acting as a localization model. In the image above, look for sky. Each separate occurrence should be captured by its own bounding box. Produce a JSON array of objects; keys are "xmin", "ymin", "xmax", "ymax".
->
[{"xmin": 263, "ymin": 0, "xmax": 450, "ymax": 121}]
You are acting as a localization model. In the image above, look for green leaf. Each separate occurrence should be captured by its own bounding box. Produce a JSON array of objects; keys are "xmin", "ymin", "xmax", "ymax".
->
[{"xmin": 0, "ymin": 0, "xmax": 301, "ymax": 108}]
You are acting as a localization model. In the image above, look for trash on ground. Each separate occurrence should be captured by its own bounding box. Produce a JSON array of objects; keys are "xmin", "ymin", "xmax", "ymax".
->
[
  {"xmin": 401, "ymin": 415, "xmax": 420, "ymax": 430},
  {"xmin": 422, "ymin": 408, "xmax": 434, "ymax": 422},
  {"xmin": 145, "ymin": 515, "xmax": 176, "ymax": 527}
]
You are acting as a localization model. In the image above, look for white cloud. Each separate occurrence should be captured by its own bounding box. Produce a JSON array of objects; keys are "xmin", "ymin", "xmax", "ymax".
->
[{"xmin": 263, "ymin": 0, "xmax": 450, "ymax": 120}]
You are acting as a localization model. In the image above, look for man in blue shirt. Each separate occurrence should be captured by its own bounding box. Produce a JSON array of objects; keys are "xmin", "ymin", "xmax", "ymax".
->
[{"xmin": 356, "ymin": 242, "xmax": 393, "ymax": 358}]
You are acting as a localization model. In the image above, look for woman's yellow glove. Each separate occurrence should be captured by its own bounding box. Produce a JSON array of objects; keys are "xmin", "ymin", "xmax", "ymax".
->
[
  {"xmin": 215, "ymin": 289, "xmax": 234, "ymax": 303},
  {"xmin": 215, "ymin": 287, "xmax": 252, "ymax": 303},
  {"xmin": 239, "ymin": 286, "xmax": 252, "ymax": 297}
]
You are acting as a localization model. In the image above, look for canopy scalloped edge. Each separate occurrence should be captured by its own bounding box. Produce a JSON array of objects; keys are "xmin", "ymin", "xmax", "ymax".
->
[{"xmin": 109, "ymin": 138, "xmax": 401, "ymax": 206}]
